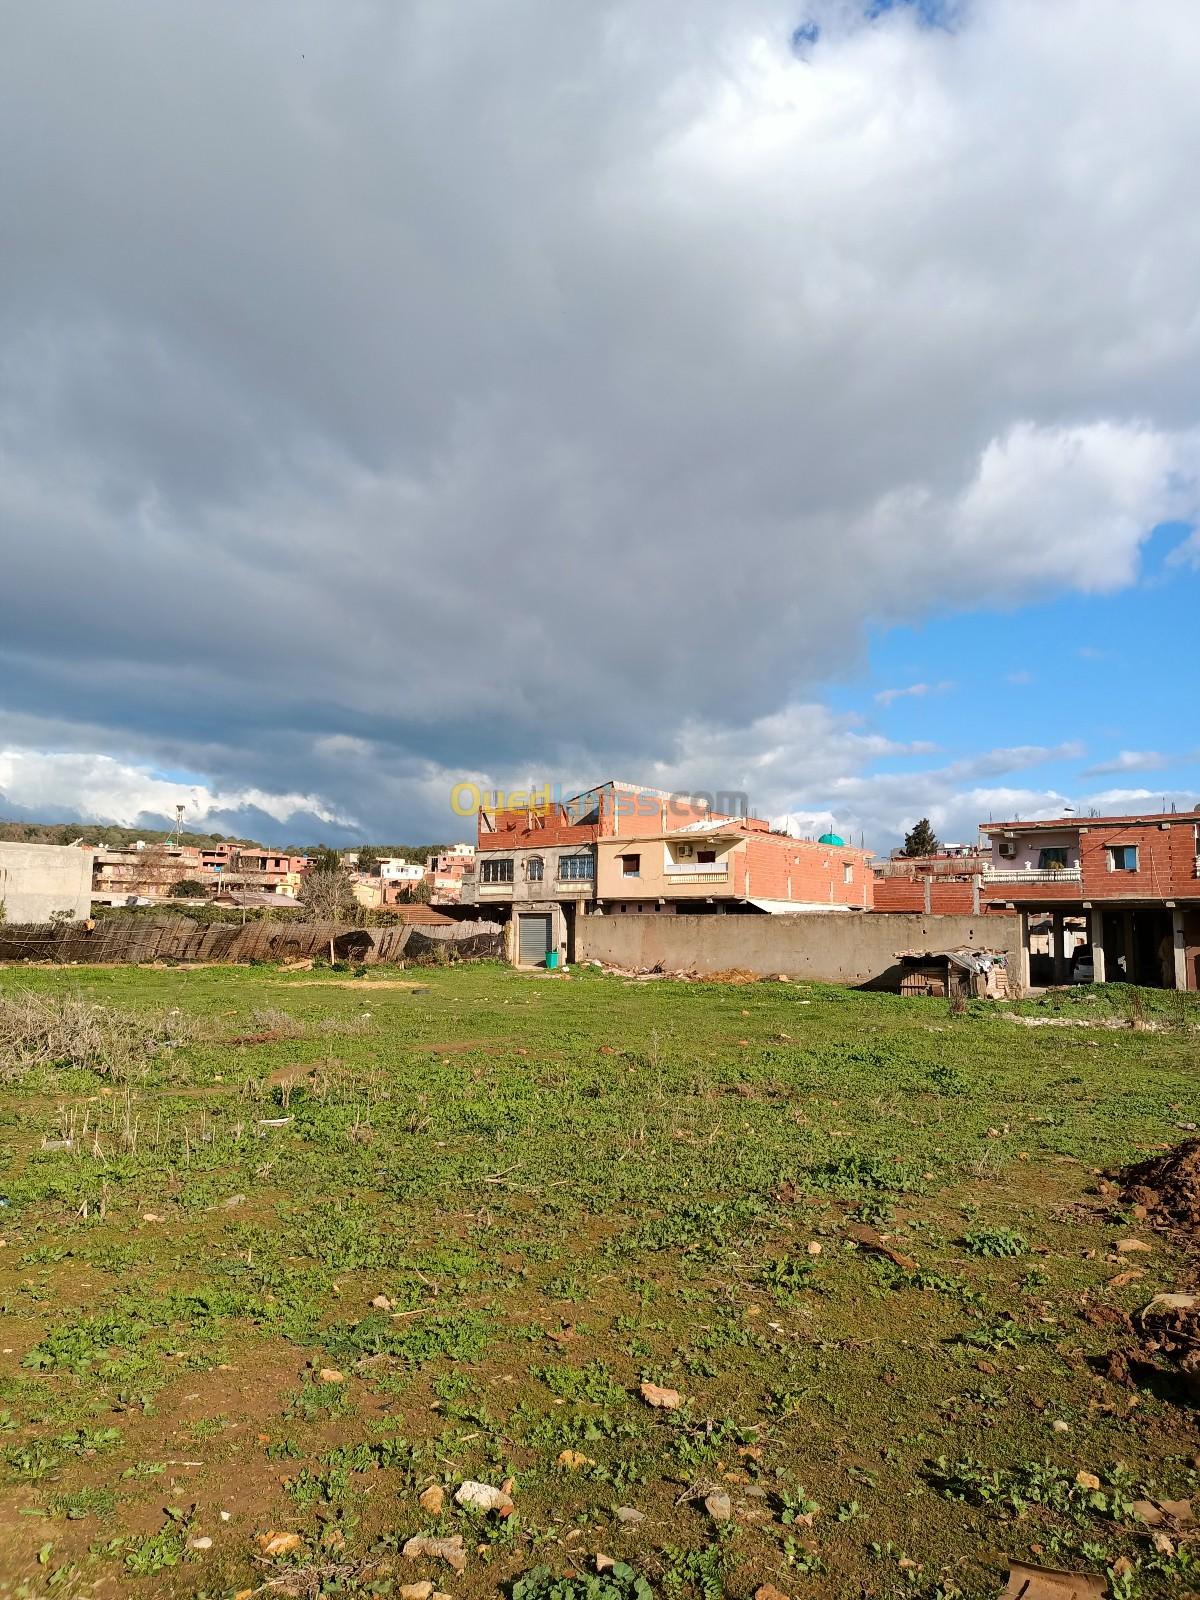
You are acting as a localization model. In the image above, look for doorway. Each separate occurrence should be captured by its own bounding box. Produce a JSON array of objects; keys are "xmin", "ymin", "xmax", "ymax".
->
[{"xmin": 518, "ymin": 913, "xmax": 553, "ymax": 967}]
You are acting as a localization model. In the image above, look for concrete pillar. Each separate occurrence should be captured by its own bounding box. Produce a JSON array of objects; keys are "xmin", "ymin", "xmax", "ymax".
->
[
  {"xmin": 1019, "ymin": 911, "xmax": 1031, "ymax": 992},
  {"xmin": 1052, "ymin": 912, "xmax": 1067, "ymax": 985},
  {"xmin": 972, "ymin": 875, "xmax": 981, "ymax": 915},
  {"xmin": 1122, "ymin": 911, "xmax": 1136, "ymax": 983},
  {"xmin": 923, "ymin": 877, "xmax": 932, "ymax": 914},
  {"xmin": 1090, "ymin": 907, "xmax": 1107, "ymax": 983},
  {"xmin": 1173, "ymin": 909, "xmax": 1188, "ymax": 992}
]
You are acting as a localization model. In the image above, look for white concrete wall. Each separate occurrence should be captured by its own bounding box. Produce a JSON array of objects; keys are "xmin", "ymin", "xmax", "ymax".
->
[
  {"xmin": 577, "ymin": 910, "xmax": 1021, "ymax": 986},
  {"xmin": 0, "ymin": 843, "xmax": 94, "ymax": 923}
]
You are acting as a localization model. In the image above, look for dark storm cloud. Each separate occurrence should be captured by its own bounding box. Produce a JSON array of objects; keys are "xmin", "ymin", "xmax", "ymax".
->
[{"xmin": 1, "ymin": 0, "xmax": 1198, "ymax": 840}]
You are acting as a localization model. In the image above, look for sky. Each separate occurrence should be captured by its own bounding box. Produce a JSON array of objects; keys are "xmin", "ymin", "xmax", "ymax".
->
[{"xmin": 1, "ymin": 0, "xmax": 1198, "ymax": 853}]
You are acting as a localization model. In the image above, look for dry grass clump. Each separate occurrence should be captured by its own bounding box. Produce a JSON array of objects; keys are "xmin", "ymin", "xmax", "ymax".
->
[{"xmin": 0, "ymin": 990, "xmax": 195, "ymax": 1082}]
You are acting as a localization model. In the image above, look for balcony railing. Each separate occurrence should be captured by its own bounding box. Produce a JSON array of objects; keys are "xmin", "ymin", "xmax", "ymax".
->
[
  {"xmin": 664, "ymin": 867, "xmax": 729, "ymax": 884},
  {"xmin": 984, "ymin": 866, "xmax": 1082, "ymax": 884},
  {"xmin": 665, "ymin": 861, "xmax": 730, "ymax": 877}
]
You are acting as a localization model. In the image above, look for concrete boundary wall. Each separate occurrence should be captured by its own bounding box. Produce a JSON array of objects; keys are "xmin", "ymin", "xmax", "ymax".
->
[
  {"xmin": 0, "ymin": 844, "xmax": 94, "ymax": 924},
  {"xmin": 0, "ymin": 917, "xmax": 503, "ymax": 966},
  {"xmin": 576, "ymin": 911, "xmax": 1021, "ymax": 987}
]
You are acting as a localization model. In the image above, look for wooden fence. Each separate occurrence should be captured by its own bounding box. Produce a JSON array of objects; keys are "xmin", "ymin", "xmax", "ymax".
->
[{"xmin": 0, "ymin": 917, "xmax": 503, "ymax": 966}]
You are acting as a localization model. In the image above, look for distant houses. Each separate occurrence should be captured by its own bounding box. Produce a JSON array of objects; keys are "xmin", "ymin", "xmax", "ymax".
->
[
  {"xmin": 91, "ymin": 840, "xmax": 308, "ymax": 906},
  {"xmin": 1, "ymin": 794, "xmax": 1197, "ymax": 992}
]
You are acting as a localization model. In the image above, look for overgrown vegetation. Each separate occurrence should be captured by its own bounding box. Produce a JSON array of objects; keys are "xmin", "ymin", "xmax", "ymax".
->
[
  {"xmin": 0, "ymin": 990, "xmax": 196, "ymax": 1082},
  {"xmin": 0, "ymin": 962, "xmax": 1196, "ymax": 1598}
]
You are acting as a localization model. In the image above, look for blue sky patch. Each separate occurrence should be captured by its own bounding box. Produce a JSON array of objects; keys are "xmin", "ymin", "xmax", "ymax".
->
[{"xmin": 865, "ymin": 0, "xmax": 961, "ymax": 30}]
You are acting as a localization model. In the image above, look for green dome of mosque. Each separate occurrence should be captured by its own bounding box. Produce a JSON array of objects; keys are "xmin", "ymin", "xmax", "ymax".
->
[{"xmin": 817, "ymin": 830, "xmax": 845, "ymax": 846}]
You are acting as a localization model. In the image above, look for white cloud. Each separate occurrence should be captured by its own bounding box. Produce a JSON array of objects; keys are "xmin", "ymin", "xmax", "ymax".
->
[
  {"xmin": 875, "ymin": 680, "xmax": 954, "ymax": 707},
  {"xmin": 618, "ymin": 712, "xmax": 1087, "ymax": 848},
  {"xmin": 1085, "ymin": 785, "xmax": 1200, "ymax": 810},
  {"xmin": 1084, "ymin": 750, "xmax": 1171, "ymax": 776},
  {"xmin": 0, "ymin": 749, "xmax": 352, "ymax": 832}
]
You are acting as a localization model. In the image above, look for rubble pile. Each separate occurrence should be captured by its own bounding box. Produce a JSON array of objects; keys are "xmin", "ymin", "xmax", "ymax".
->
[{"xmin": 1116, "ymin": 1138, "xmax": 1200, "ymax": 1231}]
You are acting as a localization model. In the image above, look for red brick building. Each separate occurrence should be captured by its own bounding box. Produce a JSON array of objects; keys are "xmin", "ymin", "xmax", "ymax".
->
[{"xmin": 980, "ymin": 811, "xmax": 1200, "ymax": 989}]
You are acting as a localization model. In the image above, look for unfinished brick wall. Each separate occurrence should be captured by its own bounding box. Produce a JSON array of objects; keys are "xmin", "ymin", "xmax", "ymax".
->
[
  {"xmin": 1077, "ymin": 821, "xmax": 1199, "ymax": 899},
  {"xmin": 743, "ymin": 836, "xmax": 874, "ymax": 908},
  {"xmin": 873, "ymin": 879, "xmax": 925, "ymax": 912},
  {"xmin": 983, "ymin": 816, "xmax": 1200, "ymax": 904}
]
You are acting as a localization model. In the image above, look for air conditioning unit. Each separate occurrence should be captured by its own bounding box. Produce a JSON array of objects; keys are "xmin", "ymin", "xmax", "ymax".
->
[
  {"xmin": 677, "ymin": 844, "xmax": 693, "ymax": 858},
  {"xmin": 998, "ymin": 840, "xmax": 1017, "ymax": 859}
]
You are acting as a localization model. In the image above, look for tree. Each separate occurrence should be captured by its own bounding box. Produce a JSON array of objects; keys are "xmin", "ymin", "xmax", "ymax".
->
[
  {"xmin": 134, "ymin": 842, "xmax": 179, "ymax": 896},
  {"xmin": 170, "ymin": 879, "xmax": 208, "ymax": 898},
  {"xmin": 399, "ymin": 878, "xmax": 432, "ymax": 904},
  {"xmin": 355, "ymin": 845, "xmax": 381, "ymax": 877},
  {"xmin": 307, "ymin": 846, "xmax": 344, "ymax": 875},
  {"xmin": 300, "ymin": 854, "xmax": 358, "ymax": 922},
  {"xmin": 901, "ymin": 818, "xmax": 941, "ymax": 858}
]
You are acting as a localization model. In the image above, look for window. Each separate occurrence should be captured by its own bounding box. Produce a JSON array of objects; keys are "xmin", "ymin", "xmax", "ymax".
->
[
  {"xmin": 559, "ymin": 854, "xmax": 593, "ymax": 880},
  {"xmin": 1107, "ymin": 844, "xmax": 1138, "ymax": 872},
  {"xmin": 527, "ymin": 856, "xmax": 544, "ymax": 882},
  {"xmin": 843, "ymin": 862, "xmax": 854, "ymax": 884},
  {"xmin": 697, "ymin": 849, "xmax": 716, "ymax": 864},
  {"xmin": 620, "ymin": 854, "xmax": 641, "ymax": 878},
  {"xmin": 479, "ymin": 857, "xmax": 514, "ymax": 884},
  {"xmin": 1038, "ymin": 847, "xmax": 1068, "ymax": 869}
]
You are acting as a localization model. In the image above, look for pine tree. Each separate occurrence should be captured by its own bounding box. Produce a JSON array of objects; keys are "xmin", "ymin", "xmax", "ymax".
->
[{"xmin": 901, "ymin": 817, "xmax": 941, "ymax": 858}]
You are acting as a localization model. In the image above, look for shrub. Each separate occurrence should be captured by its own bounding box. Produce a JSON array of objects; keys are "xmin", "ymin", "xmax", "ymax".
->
[
  {"xmin": 0, "ymin": 991, "xmax": 195, "ymax": 1083},
  {"xmin": 961, "ymin": 1226, "xmax": 1027, "ymax": 1259},
  {"xmin": 514, "ymin": 1562, "xmax": 654, "ymax": 1600}
]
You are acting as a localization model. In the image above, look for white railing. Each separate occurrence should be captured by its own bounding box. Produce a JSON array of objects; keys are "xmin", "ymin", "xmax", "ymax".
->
[
  {"xmin": 664, "ymin": 868, "xmax": 729, "ymax": 883},
  {"xmin": 984, "ymin": 866, "xmax": 1081, "ymax": 884},
  {"xmin": 665, "ymin": 861, "xmax": 730, "ymax": 877}
]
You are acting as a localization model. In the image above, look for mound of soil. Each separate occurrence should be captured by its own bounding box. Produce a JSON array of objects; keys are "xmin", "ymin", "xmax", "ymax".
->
[
  {"xmin": 1139, "ymin": 1294, "xmax": 1200, "ymax": 1403},
  {"xmin": 1116, "ymin": 1139, "xmax": 1200, "ymax": 1231}
]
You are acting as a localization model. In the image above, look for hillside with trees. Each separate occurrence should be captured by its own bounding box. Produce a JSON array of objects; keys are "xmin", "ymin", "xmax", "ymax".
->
[{"xmin": 0, "ymin": 820, "xmax": 260, "ymax": 850}]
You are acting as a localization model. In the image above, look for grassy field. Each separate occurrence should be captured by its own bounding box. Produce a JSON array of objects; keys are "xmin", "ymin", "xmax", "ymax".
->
[{"xmin": 0, "ymin": 961, "xmax": 1197, "ymax": 1600}]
